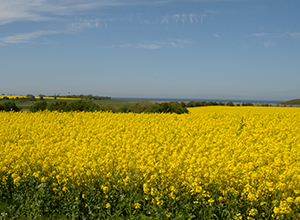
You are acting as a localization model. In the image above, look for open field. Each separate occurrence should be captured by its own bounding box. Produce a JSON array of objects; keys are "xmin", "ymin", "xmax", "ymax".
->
[
  {"xmin": 1, "ymin": 106, "xmax": 300, "ymax": 219},
  {"xmin": 1, "ymin": 97, "xmax": 149, "ymax": 112}
]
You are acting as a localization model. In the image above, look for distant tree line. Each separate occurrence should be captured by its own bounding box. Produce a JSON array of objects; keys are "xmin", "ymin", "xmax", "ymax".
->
[
  {"xmin": 29, "ymin": 100, "xmax": 189, "ymax": 114},
  {"xmin": 52, "ymin": 94, "xmax": 111, "ymax": 100},
  {"xmin": 185, "ymin": 101, "xmax": 254, "ymax": 107},
  {"xmin": 0, "ymin": 94, "xmax": 111, "ymax": 101},
  {"xmin": 186, "ymin": 101, "xmax": 225, "ymax": 107}
]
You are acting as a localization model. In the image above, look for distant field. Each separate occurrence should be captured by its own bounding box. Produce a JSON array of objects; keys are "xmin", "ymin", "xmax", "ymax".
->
[
  {"xmin": 187, "ymin": 105, "xmax": 300, "ymax": 114},
  {"xmin": 0, "ymin": 95, "xmax": 158, "ymax": 110},
  {"xmin": 0, "ymin": 95, "xmax": 81, "ymax": 100}
]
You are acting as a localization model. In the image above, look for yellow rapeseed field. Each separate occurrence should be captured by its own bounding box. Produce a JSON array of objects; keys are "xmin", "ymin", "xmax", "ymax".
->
[{"xmin": 1, "ymin": 106, "xmax": 300, "ymax": 219}]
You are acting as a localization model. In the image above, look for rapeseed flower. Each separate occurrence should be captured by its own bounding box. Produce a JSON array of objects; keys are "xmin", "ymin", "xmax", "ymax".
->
[{"xmin": 1, "ymin": 107, "xmax": 300, "ymax": 217}]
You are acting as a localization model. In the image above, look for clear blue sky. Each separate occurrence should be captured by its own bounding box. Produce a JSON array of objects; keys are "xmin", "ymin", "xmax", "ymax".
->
[{"xmin": 1, "ymin": 0, "xmax": 299, "ymax": 101}]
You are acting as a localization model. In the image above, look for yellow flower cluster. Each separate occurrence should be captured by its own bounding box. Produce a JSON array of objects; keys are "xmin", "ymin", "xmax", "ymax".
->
[
  {"xmin": 1, "ymin": 106, "xmax": 300, "ymax": 217},
  {"xmin": 0, "ymin": 95, "xmax": 28, "ymax": 99},
  {"xmin": 0, "ymin": 95, "xmax": 80, "ymax": 100}
]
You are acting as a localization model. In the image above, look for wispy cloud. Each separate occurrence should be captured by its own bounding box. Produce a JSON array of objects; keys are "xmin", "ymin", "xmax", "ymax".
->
[
  {"xmin": 204, "ymin": 10, "xmax": 218, "ymax": 14},
  {"xmin": 263, "ymin": 41, "xmax": 272, "ymax": 48},
  {"xmin": 188, "ymin": 14, "xmax": 197, "ymax": 24},
  {"xmin": 161, "ymin": 16, "xmax": 169, "ymax": 25},
  {"xmin": 0, "ymin": 30, "xmax": 62, "ymax": 44},
  {"xmin": 289, "ymin": 32, "xmax": 300, "ymax": 39},
  {"xmin": 0, "ymin": 0, "xmax": 169, "ymax": 25},
  {"xmin": 119, "ymin": 43, "xmax": 161, "ymax": 49},
  {"xmin": 214, "ymin": 33, "xmax": 220, "ymax": 38},
  {"xmin": 249, "ymin": 33, "xmax": 270, "ymax": 37},
  {"xmin": 161, "ymin": 13, "xmax": 210, "ymax": 25},
  {"xmin": 137, "ymin": 44, "xmax": 162, "ymax": 49},
  {"xmin": 106, "ymin": 39, "xmax": 193, "ymax": 49},
  {"xmin": 168, "ymin": 39, "xmax": 193, "ymax": 48},
  {"xmin": 0, "ymin": 17, "xmax": 110, "ymax": 45},
  {"xmin": 68, "ymin": 18, "xmax": 106, "ymax": 31},
  {"xmin": 249, "ymin": 32, "xmax": 300, "ymax": 40}
]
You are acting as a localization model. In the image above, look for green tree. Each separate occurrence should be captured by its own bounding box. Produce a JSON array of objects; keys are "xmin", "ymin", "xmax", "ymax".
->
[
  {"xmin": 2, "ymin": 101, "xmax": 20, "ymax": 112},
  {"xmin": 26, "ymin": 94, "xmax": 36, "ymax": 101},
  {"xmin": 39, "ymin": 94, "xmax": 45, "ymax": 100},
  {"xmin": 30, "ymin": 101, "xmax": 47, "ymax": 112}
]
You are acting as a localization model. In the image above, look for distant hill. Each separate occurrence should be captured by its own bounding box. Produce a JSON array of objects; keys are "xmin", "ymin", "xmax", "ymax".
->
[{"xmin": 280, "ymin": 98, "xmax": 300, "ymax": 105}]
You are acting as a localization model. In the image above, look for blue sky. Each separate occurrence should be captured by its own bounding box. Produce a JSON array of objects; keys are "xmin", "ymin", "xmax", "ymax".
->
[{"xmin": 1, "ymin": 0, "xmax": 299, "ymax": 101}]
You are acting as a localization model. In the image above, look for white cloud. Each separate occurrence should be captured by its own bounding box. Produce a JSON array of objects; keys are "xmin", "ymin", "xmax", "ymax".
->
[
  {"xmin": 290, "ymin": 32, "xmax": 300, "ymax": 39},
  {"xmin": 119, "ymin": 43, "xmax": 161, "ymax": 49},
  {"xmin": 189, "ymin": 14, "xmax": 197, "ymax": 24},
  {"xmin": 168, "ymin": 39, "xmax": 193, "ymax": 48},
  {"xmin": 0, "ymin": 30, "xmax": 62, "ymax": 44},
  {"xmin": 105, "ymin": 39, "xmax": 193, "ymax": 49},
  {"xmin": 0, "ymin": 17, "xmax": 108, "ymax": 45},
  {"xmin": 250, "ymin": 32, "xmax": 300, "ymax": 40},
  {"xmin": 249, "ymin": 33, "xmax": 270, "ymax": 37},
  {"xmin": 181, "ymin": 14, "xmax": 187, "ymax": 24},
  {"xmin": 0, "ymin": 0, "xmax": 169, "ymax": 25},
  {"xmin": 161, "ymin": 16, "xmax": 169, "ymax": 25},
  {"xmin": 204, "ymin": 10, "xmax": 218, "ymax": 14},
  {"xmin": 263, "ymin": 41, "xmax": 272, "ymax": 48},
  {"xmin": 137, "ymin": 44, "xmax": 161, "ymax": 49},
  {"xmin": 200, "ymin": 14, "xmax": 207, "ymax": 23},
  {"xmin": 214, "ymin": 33, "xmax": 220, "ymax": 38},
  {"xmin": 173, "ymin": 14, "xmax": 181, "ymax": 23},
  {"xmin": 164, "ymin": 13, "xmax": 207, "ymax": 25},
  {"xmin": 68, "ymin": 18, "xmax": 103, "ymax": 31}
]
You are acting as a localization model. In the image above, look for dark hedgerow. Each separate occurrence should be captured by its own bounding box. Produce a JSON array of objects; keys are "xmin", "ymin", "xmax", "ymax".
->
[
  {"xmin": 144, "ymin": 102, "xmax": 189, "ymax": 114},
  {"xmin": 28, "ymin": 100, "xmax": 189, "ymax": 114},
  {"xmin": 0, "ymin": 101, "xmax": 20, "ymax": 112}
]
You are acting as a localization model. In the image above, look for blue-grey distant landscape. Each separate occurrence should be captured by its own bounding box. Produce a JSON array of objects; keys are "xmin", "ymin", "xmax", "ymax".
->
[{"xmin": 1, "ymin": 0, "xmax": 299, "ymax": 101}]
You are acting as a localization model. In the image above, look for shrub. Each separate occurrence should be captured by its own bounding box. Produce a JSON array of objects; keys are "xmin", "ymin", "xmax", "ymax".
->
[
  {"xmin": 144, "ymin": 102, "xmax": 188, "ymax": 114},
  {"xmin": 30, "ymin": 101, "xmax": 48, "ymax": 112},
  {"xmin": 0, "ymin": 101, "xmax": 20, "ymax": 112},
  {"xmin": 226, "ymin": 102, "xmax": 235, "ymax": 106},
  {"xmin": 48, "ymin": 100, "xmax": 100, "ymax": 112}
]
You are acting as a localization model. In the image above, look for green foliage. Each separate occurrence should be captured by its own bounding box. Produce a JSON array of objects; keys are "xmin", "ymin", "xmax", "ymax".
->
[
  {"xmin": 26, "ymin": 94, "xmax": 36, "ymax": 101},
  {"xmin": 30, "ymin": 101, "xmax": 48, "ymax": 112},
  {"xmin": 1, "ymin": 96, "xmax": 9, "ymax": 100},
  {"xmin": 0, "ymin": 174, "xmax": 293, "ymax": 219},
  {"xmin": 61, "ymin": 94, "xmax": 111, "ymax": 100},
  {"xmin": 226, "ymin": 102, "xmax": 235, "ymax": 106},
  {"xmin": 241, "ymin": 102, "xmax": 254, "ymax": 106},
  {"xmin": 187, "ymin": 101, "xmax": 221, "ymax": 107},
  {"xmin": 180, "ymin": 102, "xmax": 186, "ymax": 108},
  {"xmin": 0, "ymin": 101, "xmax": 20, "ymax": 112},
  {"xmin": 144, "ymin": 102, "xmax": 189, "ymax": 114},
  {"xmin": 26, "ymin": 100, "xmax": 189, "ymax": 114},
  {"xmin": 48, "ymin": 100, "xmax": 101, "ymax": 112},
  {"xmin": 39, "ymin": 94, "xmax": 45, "ymax": 100},
  {"xmin": 280, "ymin": 98, "xmax": 300, "ymax": 105}
]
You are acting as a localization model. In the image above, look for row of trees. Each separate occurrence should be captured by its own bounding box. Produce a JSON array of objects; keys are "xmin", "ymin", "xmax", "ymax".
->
[
  {"xmin": 30, "ymin": 101, "xmax": 100, "ymax": 112},
  {"xmin": 1, "ymin": 94, "xmax": 111, "ymax": 101},
  {"xmin": 185, "ymin": 101, "xmax": 254, "ymax": 107},
  {"xmin": 51, "ymin": 94, "xmax": 111, "ymax": 100},
  {"xmin": 29, "ymin": 100, "xmax": 189, "ymax": 114}
]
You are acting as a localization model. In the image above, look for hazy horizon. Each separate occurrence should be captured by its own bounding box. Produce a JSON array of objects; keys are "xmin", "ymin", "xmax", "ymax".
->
[{"xmin": 1, "ymin": 0, "xmax": 300, "ymax": 101}]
